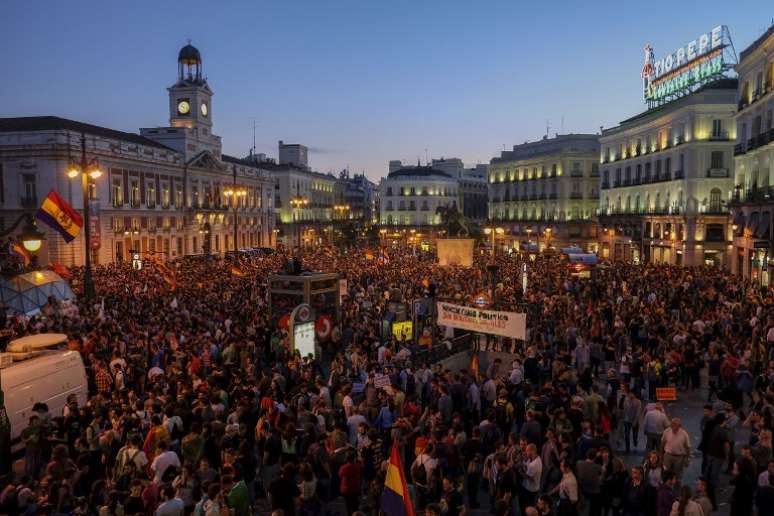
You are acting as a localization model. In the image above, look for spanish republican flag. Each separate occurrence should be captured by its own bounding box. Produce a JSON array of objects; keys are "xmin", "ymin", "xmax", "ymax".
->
[
  {"xmin": 36, "ymin": 190, "xmax": 83, "ymax": 242},
  {"xmin": 380, "ymin": 444, "xmax": 414, "ymax": 516}
]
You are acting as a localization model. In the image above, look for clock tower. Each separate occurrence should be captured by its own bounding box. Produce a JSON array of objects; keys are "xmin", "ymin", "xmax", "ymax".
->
[
  {"xmin": 169, "ymin": 43, "xmax": 213, "ymax": 131},
  {"xmin": 143, "ymin": 43, "xmax": 222, "ymax": 159}
]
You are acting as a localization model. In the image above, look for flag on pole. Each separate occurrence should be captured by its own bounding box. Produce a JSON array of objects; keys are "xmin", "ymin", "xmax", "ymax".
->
[
  {"xmin": 36, "ymin": 190, "xmax": 83, "ymax": 242},
  {"xmin": 380, "ymin": 444, "xmax": 414, "ymax": 516},
  {"xmin": 470, "ymin": 351, "xmax": 481, "ymax": 382},
  {"xmin": 9, "ymin": 241, "xmax": 31, "ymax": 266}
]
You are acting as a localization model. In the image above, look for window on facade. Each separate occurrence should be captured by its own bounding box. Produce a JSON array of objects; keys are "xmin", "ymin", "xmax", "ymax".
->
[
  {"xmin": 706, "ymin": 224, "xmax": 725, "ymax": 242},
  {"xmin": 386, "ymin": 187, "xmax": 393, "ymax": 196},
  {"xmin": 162, "ymin": 185, "xmax": 170, "ymax": 208},
  {"xmin": 410, "ymin": 187, "xmax": 416, "ymax": 195},
  {"xmin": 625, "ymin": 166, "xmax": 631, "ymax": 183},
  {"xmin": 175, "ymin": 187, "xmax": 183, "ymax": 208},
  {"xmin": 603, "ymin": 170, "xmax": 609, "ymax": 184},
  {"xmin": 112, "ymin": 179, "xmax": 123, "ymax": 207},
  {"xmin": 665, "ymin": 157, "xmax": 671, "ymax": 177},
  {"xmin": 22, "ymin": 174, "xmax": 36, "ymax": 204},
  {"xmin": 655, "ymin": 160, "xmax": 662, "ymax": 178},
  {"xmin": 146, "ymin": 182, "xmax": 156, "ymax": 208},
  {"xmin": 0, "ymin": 163, "xmax": 4, "ymax": 203},
  {"xmin": 409, "ymin": 201, "xmax": 416, "ymax": 210},
  {"xmin": 711, "ymin": 151, "xmax": 724, "ymax": 170},
  {"xmin": 709, "ymin": 189, "xmax": 722, "ymax": 212},
  {"xmin": 635, "ymin": 164, "xmax": 642, "ymax": 182},
  {"xmin": 131, "ymin": 181, "xmax": 140, "ymax": 207},
  {"xmin": 398, "ymin": 200, "xmax": 405, "ymax": 210},
  {"xmin": 712, "ymin": 119, "xmax": 723, "ymax": 138},
  {"xmin": 645, "ymin": 162, "xmax": 651, "ymax": 180},
  {"xmin": 615, "ymin": 168, "xmax": 621, "ymax": 184}
]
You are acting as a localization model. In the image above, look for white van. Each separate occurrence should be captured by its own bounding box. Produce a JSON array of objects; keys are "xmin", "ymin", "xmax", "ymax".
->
[{"xmin": 1, "ymin": 350, "xmax": 88, "ymax": 452}]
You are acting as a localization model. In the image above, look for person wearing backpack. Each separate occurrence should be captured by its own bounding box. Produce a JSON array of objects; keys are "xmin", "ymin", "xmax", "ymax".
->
[{"xmin": 114, "ymin": 435, "xmax": 148, "ymax": 492}]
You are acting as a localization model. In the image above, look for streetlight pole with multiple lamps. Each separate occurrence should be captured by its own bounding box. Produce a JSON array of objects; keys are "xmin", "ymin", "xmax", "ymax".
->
[{"xmin": 65, "ymin": 132, "xmax": 102, "ymax": 299}]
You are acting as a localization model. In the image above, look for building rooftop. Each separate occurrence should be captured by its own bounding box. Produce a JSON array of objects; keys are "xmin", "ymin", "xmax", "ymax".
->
[
  {"xmin": 387, "ymin": 166, "xmax": 453, "ymax": 179},
  {"xmin": 740, "ymin": 24, "xmax": 774, "ymax": 62},
  {"xmin": 492, "ymin": 133, "xmax": 600, "ymax": 163},
  {"xmin": 613, "ymin": 78, "xmax": 738, "ymax": 128},
  {"xmin": 0, "ymin": 116, "xmax": 174, "ymax": 150}
]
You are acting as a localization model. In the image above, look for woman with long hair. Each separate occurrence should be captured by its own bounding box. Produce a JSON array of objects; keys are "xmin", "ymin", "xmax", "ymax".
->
[{"xmin": 669, "ymin": 486, "xmax": 703, "ymax": 516}]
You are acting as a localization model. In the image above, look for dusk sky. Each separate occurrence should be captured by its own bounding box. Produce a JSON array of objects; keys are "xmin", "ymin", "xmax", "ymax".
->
[{"xmin": 2, "ymin": 1, "xmax": 772, "ymax": 181}]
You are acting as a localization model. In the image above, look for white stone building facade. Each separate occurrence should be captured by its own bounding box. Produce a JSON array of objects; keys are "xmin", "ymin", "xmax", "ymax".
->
[
  {"xmin": 598, "ymin": 80, "xmax": 737, "ymax": 266},
  {"xmin": 729, "ymin": 26, "xmax": 774, "ymax": 279},
  {"xmin": 0, "ymin": 44, "xmax": 275, "ymax": 267}
]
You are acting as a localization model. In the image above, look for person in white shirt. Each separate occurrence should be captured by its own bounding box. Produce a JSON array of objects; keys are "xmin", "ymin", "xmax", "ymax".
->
[
  {"xmin": 661, "ymin": 418, "xmax": 691, "ymax": 481},
  {"xmin": 151, "ymin": 442, "xmax": 181, "ymax": 484},
  {"xmin": 552, "ymin": 460, "xmax": 579, "ymax": 512},
  {"xmin": 519, "ymin": 444, "xmax": 543, "ymax": 514}
]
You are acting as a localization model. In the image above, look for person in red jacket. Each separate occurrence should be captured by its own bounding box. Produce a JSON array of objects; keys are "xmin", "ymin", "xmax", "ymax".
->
[{"xmin": 338, "ymin": 451, "xmax": 363, "ymax": 515}]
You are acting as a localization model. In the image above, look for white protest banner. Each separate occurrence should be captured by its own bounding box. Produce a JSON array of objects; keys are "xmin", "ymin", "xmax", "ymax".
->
[{"xmin": 436, "ymin": 301, "xmax": 526, "ymax": 340}]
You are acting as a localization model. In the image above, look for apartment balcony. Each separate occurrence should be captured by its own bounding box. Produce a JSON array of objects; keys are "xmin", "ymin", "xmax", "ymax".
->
[
  {"xmin": 734, "ymin": 143, "xmax": 746, "ymax": 156},
  {"xmin": 674, "ymin": 170, "xmax": 684, "ymax": 180},
  {"xmin": 613, "ymin": 180, "xmax": 621, "ymax": 188},
  {"xmin": 590, "ymin": 169, "xmax": 600, "ymax": 178},
  {"xmin": 569, "ymin": 192, "xmax": 583, "ymax": 199},
  {"xmin": 601, "ymin": 181, "xmax": 610, "ymax": 190},
  {"xmin": 529, "ymin": 193, "xmax": 538, "ymax": 200},
  {"xmin": 549, "ymin": 193, "xmax": 558, "ymax": 200},
  {"xmin": 538, "ymin": 193, "xmax": 547, "ymax": 200},
  {"xmin": 709, "ymin": 131, "xmax": 730, "ymax": 141}
]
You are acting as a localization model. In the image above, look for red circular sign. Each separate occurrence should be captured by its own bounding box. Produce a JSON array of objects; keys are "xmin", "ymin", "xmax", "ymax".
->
[{"xmin": 315, "ymin": 314, "xmax": 333, "ymax": 340}]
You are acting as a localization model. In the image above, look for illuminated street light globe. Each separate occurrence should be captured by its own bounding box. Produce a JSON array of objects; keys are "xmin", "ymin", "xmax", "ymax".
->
[{"xmin": 20, "ymin": 217, "xmax": 45, "ymax": 253}]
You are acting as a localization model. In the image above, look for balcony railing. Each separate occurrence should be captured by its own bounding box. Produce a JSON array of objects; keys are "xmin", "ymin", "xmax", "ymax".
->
[
  {"xmin": 709, "ymin": 131, "xmax": 730, "ymax": 141},
  {"xmin": 570, "ymin": 170, "xmax": 584, "ymax": 177},
  {"xmin": 707, "ymin": 168, "xmax": 729, "ymax": 178},
  {"xmin": 601, "ymin": 181, "xmax": 610, "ymax": 190},
  {"xmin": 730, "ymin": 185, "xmax": 774, "ymax": 204},
  {"xmin": 549, "ymin": 193, "xmax": 558, "ymax": 199},
  {"xmin": 674, "ymin": 170, "xmax": 684, "ymax": 179},
  {"xmin": 570, "ymin": 192, "xmax": 583, "ymax": 199}
]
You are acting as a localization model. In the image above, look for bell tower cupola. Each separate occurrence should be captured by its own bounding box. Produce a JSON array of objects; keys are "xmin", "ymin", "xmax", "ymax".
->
[{"xmin": 168, "ymin": 41, "xmax": 213, "ymax": 132}]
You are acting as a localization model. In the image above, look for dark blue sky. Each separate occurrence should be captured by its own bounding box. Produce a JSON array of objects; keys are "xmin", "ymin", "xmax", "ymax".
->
[{"xmin": 1, "ymin": 1, "xmax": 772, "ymax": 180}]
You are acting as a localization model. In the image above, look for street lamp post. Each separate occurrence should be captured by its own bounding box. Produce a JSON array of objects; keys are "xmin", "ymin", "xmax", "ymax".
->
[
  {"xmin": 224, "ymin": 165, "xmax": 247, "ymax": 253},
  {"xmin": 483, "ymin": 225, "xmax": 504, "ymax": 306},
  {"xmin": 66, "ymin": 132, "xmax": 102, "ymax": 299},
  {"xmin": 289, "ymin": 185, "xmax": 309, "ymax": 254}
]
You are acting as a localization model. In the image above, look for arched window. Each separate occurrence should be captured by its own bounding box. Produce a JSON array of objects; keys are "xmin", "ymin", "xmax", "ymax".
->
[
  {"xmin": 625, "ymin": 195, "xmax": 632, "ymax": 213},
  {"xmin": 635, "ymin": 194, "xmax": 641, "ymax": 213},
  {"xmin": 656, "ymin": 192, "xmax": 661, "ymax": 210}
]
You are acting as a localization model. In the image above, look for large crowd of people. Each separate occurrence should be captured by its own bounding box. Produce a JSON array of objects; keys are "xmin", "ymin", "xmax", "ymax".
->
[{"xmin": 2, "ymin": 244, "xmax": 774, "ymax": 516}]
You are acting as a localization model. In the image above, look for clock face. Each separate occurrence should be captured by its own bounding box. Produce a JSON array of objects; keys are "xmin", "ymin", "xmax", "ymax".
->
[
  {"xmin": 200, "ymin": 102, "xmax": 208, "ymax": 117},
  {"xmin": 177, "ymin": 100, "xmax": 190, "ymax": 115}
]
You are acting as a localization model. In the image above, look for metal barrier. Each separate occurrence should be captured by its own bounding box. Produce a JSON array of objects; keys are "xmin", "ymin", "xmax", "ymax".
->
[{"xmin": 411, "ymin": 332, "xmax": 474, "ymax": 365}]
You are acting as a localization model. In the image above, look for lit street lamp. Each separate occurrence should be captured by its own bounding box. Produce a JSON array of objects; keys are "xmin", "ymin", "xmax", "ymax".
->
[
  {"xmin": 224, "ymin": 167, "xmax": 248, "ymax": 253},
  {"xmin": 483, "ymin": 225, "xmax": 505, "ymax": 306},
  {"xmin": 65, "ymin": 132, "xmax": 102, "ymax": 299},
  {"xmin": 290, "ymin": 190, "xmax": 309, "ymax": 253}
]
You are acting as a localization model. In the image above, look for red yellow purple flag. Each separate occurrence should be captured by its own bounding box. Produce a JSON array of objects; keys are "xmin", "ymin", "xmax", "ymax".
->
[
  {"xmin": 36, "ymin": 190, "xmax": 83, "ymax": 242},
  {"xmin": 380, "ymin": 443, "xmax": 414, "ymax": 516}
]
